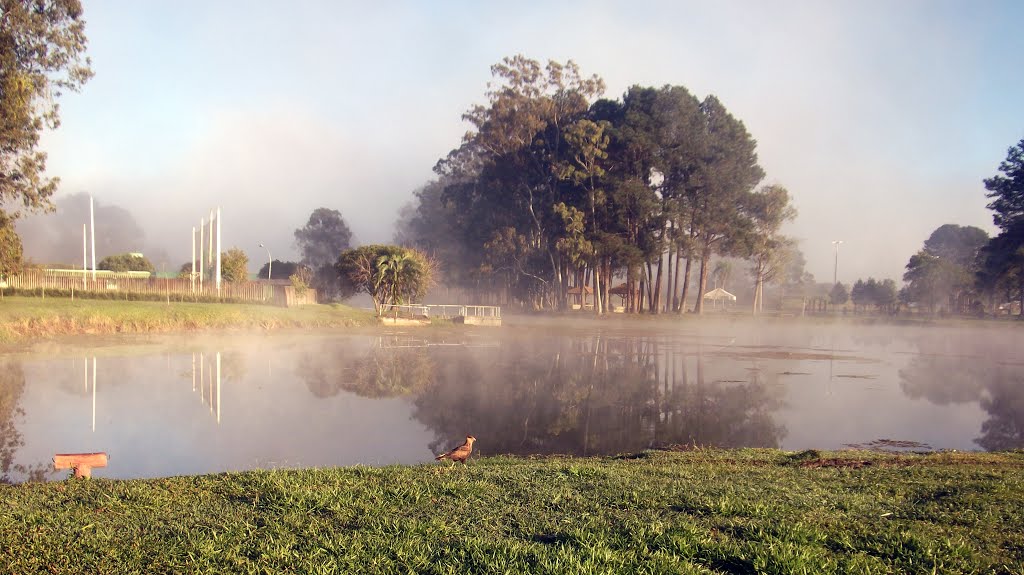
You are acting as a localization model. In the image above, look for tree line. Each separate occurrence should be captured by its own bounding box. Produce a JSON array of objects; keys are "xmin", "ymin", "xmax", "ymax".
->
[
  {"xmin": 395, "ymin": 56, "xmax": 798, "ymax": 315},
  {"xmin": 890, "ymin": 140, "xmax": 1024, "ymax": 316}
]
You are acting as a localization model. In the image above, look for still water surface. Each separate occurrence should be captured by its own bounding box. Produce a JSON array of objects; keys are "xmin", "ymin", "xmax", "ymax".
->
[{"xmin": 2, "ymin": 319, "xmax": 1022, "ymax": 482}]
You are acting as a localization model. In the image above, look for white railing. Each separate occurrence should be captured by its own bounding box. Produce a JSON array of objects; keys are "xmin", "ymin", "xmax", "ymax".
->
[
  {"xmin": 379, "ymin": 304, "xmax": 502, "ymax": 319},
  {"xmin": 380, "ymin": 304, "xmax": 429, "ymax": 317}
]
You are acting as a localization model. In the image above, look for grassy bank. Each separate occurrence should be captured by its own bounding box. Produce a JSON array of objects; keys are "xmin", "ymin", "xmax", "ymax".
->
[
  {"xmin": 0, "ymin": 296, "xmax": 378, "ymax": 344},
  {"xmin": 2, "ymin": 449, "xmax": 1022, "ymax": 574}
]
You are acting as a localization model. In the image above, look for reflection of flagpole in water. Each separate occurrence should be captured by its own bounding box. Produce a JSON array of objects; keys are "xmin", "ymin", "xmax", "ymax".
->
[
  {"xmin": 199, "ymin": 353, "xmax": 205, "ymax": 404},
  {"xmin": 216, "ymin": 351, "xmax": 221, "ymax": 424},
  {"xmin": 192, "ymin": 353, "xmax": 196, "ymax": 391},
  {"xmin": 91, "ymin": 357, "xmax": 97, "ymax": 432}
]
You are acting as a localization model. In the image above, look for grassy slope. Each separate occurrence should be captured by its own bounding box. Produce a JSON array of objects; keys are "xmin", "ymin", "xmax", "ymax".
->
[
  {"xmin": 0, "ymin": 296, "xmax": 378, "ymax": 344},
  {"xmin": 2, "ymin": 450, "xmax": 1023, "ymax": 574}
]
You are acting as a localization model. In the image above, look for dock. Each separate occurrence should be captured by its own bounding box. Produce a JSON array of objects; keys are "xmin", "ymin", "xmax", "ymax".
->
[{"xmin": 380, "ymin": 304, "xmax": 502, "ymax": 326}]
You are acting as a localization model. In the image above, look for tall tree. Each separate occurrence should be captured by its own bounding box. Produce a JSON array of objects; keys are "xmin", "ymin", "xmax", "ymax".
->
[
  {"xmin": 923, "ymin": 224, "xmax": 989, "ymax": 268},
  {"xmin": 557, "ymin": 118, "xmax": 611, "ymax": 314},
  {"xmin": 443, "ymin": 56, "xmax": 605, "ymax": 309},
  {"xmin": 1, "ymin": 0, "xmax": 92, "ymax": 218},
  {"xmin": 294, "ymin": 208, "xmax": 353, "ymax": 270},
  {"xmin": 903, "ymin": 224, "xmax": 987, "ymax": 314},
  {"xmin": 984, "ymin": 139, "xmax": 1024, "ymax": 230},
  {"xmin": 981, "ymin": 139, "xmax": 1024, "ymax": 316},
  {"xmin": 745, "ymin": 185, "xmax": 797, "ymax": 314},
  {"xmin": 688, "ymin": 96, "xmax": 765, "ymax": 314}
]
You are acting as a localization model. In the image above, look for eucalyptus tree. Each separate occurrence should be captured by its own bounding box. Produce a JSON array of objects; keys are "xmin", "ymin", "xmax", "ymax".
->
[
  {"xmin": 686, "ymin": 96, "xmax": 765, "ymax": 314},
  {"xmin": 745, "ymin": 185, "xmax": 797, "ymax": 314},
  {"xmin": 294, "ymin": 207, "xmax": 353, "ymax": 270},
  {"xmin": 557, "ymin": 118, "xmax": 611, "ymax": 314},
  {"xmin": 441, "ymin": 56, "xmax": 605, "ymax": 309},
  {"xmin": 591, "ymin": 89, "xmax": 663, "ymax": 312},
  {"xmin": 394, "ymin": 179, "xmax": 472, "ymax": 289},
  {"xmin": 1, "ymin": 0, "xmax": 92, "ymax": 219}
]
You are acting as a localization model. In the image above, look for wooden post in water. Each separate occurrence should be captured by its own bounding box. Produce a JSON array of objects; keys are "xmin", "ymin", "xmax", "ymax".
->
[{"xmin": 54, "ymin": 452, "xmax": 108, "ymax": 479}]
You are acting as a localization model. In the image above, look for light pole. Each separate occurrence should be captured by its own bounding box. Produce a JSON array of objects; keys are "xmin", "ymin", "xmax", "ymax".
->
[
  {"xmin": 831, "ymin": 240, "xmax": 843, "ymax": 285},
  {"xmin": 259, "ymin": 242, "xmax": 272, "ymax": 280}
]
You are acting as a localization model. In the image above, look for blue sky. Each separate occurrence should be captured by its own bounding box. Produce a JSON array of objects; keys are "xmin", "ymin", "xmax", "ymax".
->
[{"xmin": 23, "ymin": 0, "xmax": 1024, "ymax": 283}]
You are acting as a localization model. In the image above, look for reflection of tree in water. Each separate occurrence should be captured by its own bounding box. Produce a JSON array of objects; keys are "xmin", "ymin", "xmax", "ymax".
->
[
  {"xmin": 413, "ymin": 336, "xmax": 785, "ymax": 457},
  {"xmin": 297, "ymin": 344, "xmax": 434, "ymax": 399},
  {"xmin": 899, "ymin": 330, "xmax": 1024, "ymax": 450},
  {"xmin": 0, "ymin": 360, "xmax": 49, "ymax": 483}
]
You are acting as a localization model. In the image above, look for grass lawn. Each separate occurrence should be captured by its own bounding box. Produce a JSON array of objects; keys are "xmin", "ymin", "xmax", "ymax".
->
[
  {"xmin": 2, "ymin": 449, "xmax": 1022, "ymax": 574},
  {"xmin": 0, "ymin": 296, "xmax": 378, "ymax": 344}
]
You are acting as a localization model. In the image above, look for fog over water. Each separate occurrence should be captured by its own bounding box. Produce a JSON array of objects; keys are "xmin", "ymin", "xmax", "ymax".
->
[{"xmin": 2, "ymin": 319, "xmax": 1021, "ymax": 483}]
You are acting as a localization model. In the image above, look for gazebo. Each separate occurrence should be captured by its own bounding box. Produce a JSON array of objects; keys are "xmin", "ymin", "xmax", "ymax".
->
[
  {"xmin": 702, "ymin": 287, "xmax": 737, "ymax": 310},
  {"xmin": 566, "ymin": 285, "xmax": 593, "ymax": 310},
  {"xmin": 608, "ymin": 283, "xmax": 632, "ymax": 312}
]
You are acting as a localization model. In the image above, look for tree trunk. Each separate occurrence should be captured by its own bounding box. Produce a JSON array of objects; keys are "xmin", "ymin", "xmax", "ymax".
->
[
  {"xmin": 672, "ymin": 250, "xmax": 683, "ymax": 312},
  {"xmin": 695, "ymin": 254, "xmax": 710, "ymax": 315},
  {"xmin": 592, "ymin": 260, "xmax": 603, "ymax": 315},
  {"xmin": 645, "ymin": 262, "xmax": 654, "ymax": 312},
  {"xmin": 753, "ymin": 276, "xmax": 761, "ymax": 315},
  {"xmin": 1019, "ymin": 276, "xmax": 1023, "ymax": 318},
  {"xmin": 665, "ymin": 229, "xmax": 675, "ymax": 313},
  {"xmin": 652, "ymin": 254, "xmax": 664, "ymax": 314},
  {"xmin": 678, "ymin": 257, "xmax": 692, "ymax": 314}
]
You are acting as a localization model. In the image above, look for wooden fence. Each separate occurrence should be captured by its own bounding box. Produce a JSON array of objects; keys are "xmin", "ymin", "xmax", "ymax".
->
[{"xmin": 0, "ymin": 270, "xmax": 316, "ymax": 307}]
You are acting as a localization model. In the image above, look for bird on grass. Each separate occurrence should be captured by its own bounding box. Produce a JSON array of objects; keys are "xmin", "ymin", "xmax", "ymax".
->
[{"xmin": 435, "ymin": 435, "xmax": 476, "ymax": 467}]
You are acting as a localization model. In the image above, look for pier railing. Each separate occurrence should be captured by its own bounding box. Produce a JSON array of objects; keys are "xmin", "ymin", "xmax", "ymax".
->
[{"xmin": 379, "ymin": 304, "xmax": 501, "ymax": 319}]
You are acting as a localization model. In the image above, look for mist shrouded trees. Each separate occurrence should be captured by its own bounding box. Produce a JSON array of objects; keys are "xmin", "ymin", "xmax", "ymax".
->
[
  {"xmin": 0, "ymin": 0, "xmax": 91, "ymax": 217},
  {"xmin": 850, "ymin": 278, "xmax": 898, "ymax": 313},
  {"xmin": 97, "ymin": 252, "xmax": 154, "ymax": 273},
  {"xmin": 397, "ymin": 56, "xmax": 787, "ymax": 314},
  {"xmin": 15, "ymin": 193, "xmax": 148, "ymax": 265},
  {"xmin": 829, "ymin": 282, "xmax": 848, "ymax": 307},
  {"xmin": 978, "ymin": 138, "xmax": 1024, "ymax": 316},
  {"xmin": 257, "ymin": 260, "xmax": 306, "ymax": 281},
  {"xmin": 295, "ymin": 208, "xmax": 352, "ymax": 300},
  {"xmin": 745, "ymin": 185, "xmax": 797, "ymax": 314},
  {"xmin": 295, "ymin": 208, "xmax": 353, "ymax": 270},
  {"xmin": 902, "ymin": 224, "xmax": 988, "ymax": 314},
  {"xmin": 335, "ymin": 245, "xmax": 435, "ymax": 315}
]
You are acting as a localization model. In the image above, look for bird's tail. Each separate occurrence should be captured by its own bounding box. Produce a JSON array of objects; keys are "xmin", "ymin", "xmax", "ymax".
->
[{"xmin": 435, "ymin": 453, "xmax": 449, "ymax": 461}]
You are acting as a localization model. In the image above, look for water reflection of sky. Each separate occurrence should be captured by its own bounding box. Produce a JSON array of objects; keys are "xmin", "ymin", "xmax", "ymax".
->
[{"xmin": 2, "ymin": 321, "xmax": 1022, "ymax": 482}]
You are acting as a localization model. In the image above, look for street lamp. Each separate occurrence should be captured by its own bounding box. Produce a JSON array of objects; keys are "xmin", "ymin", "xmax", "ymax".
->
[
  {"xmin": 258, "ymin": 242, "xmax": 272, "ymax": 280},
  {"xmin": 831, "ymin": 240, "xmax": 843, "ymax": 285}
]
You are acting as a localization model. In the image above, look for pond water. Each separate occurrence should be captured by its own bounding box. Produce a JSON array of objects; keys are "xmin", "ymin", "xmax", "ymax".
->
[{"xmin": 2, "ymin": 318, "xmax": 1022, "ymax": 482}]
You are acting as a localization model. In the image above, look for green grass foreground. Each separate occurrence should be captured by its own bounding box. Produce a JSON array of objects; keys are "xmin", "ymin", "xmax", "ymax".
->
[
  {"xmin": 0, "ymin": 296, "xmax": 378, "ymax": 344},
  {"xmin": 2, "ymin": 450, "xmax": 1023, "ymax": 574}
]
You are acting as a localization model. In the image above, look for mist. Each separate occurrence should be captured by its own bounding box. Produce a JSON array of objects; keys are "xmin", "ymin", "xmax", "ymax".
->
[
  {"xmin": 26, "ymin": 1, "xmax": 1024, "ymax": 282},
  {"xmin": 15, "ymin": 193, "xmax": 170, "ymax": 268}
]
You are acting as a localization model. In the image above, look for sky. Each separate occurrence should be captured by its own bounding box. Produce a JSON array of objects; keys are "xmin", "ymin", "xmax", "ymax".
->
[{"xmin": 18, "ymin": 0, "xmax": 1024, "ymax": 283}]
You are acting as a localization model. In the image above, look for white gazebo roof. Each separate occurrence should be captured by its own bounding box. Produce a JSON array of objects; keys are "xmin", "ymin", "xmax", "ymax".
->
[{"xmin": 702, "ymin": 287, "xmax": 737, "ymax": 301}]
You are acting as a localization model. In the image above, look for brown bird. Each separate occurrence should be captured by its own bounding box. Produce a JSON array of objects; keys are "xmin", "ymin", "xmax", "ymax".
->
[{"xmin": 435, "ymin": 435, "xmax": 476, "ymax": 466}]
